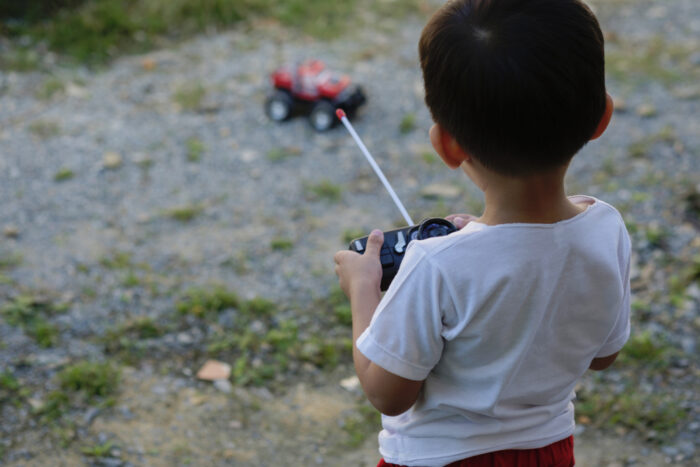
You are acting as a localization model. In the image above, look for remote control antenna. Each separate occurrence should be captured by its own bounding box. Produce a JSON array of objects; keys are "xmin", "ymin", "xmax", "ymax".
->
[{"xmin": 336, "ymin": 109, "xmax": 414, "ymax": 226}]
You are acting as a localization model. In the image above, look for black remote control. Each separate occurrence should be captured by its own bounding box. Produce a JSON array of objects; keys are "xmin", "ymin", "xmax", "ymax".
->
[{"xmin": 348, "ymin": 218, "xmax": 457, "ymax": 291}]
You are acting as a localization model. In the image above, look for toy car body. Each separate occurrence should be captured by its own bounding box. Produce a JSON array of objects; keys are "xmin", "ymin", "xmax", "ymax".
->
[{"xmin": 265, "ymin": 59, "xmax": 366, "ymax": 131}]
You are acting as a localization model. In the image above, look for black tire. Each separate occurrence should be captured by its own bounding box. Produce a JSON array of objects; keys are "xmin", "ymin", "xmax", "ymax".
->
[
  {"xmin": 265, "ymin": 90, "xmax": 293, "ymax": 122},
  {"xmin": 309, "ymin": 100, "xmax": 335, "ymax": 132}
]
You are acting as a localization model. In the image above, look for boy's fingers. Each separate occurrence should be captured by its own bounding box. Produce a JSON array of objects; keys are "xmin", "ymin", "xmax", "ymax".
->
[{"xmin": 364, "ymin": 229, "xmax": 384, "ymax": 257}]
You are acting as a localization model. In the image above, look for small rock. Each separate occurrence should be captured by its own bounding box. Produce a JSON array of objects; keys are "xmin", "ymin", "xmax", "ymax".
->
[
  {"xmin": 635, "ymin": 104, "xmax": 657, "ymax": 118},
  {"xmin": 141, "ymin": 57, "xmax": 157, "ymax": 71},
  {"xmin": 196, "ymin": 360, "xmax": 231, "ymax": 381},
  {"xmin": 103, "ymin": 152, "xmax": 123, "ymax": 169},
  {"xmin": 177, "ymin": 332, "xmax": 194, "ymax": 345},
  {"xmin": 612, "ymin": 96, "xmax": 628, "ymax": 113},
  {"xmin": 66, "ymin": 83, "xmax": 88, "ymax": 99},
  {"xmin": 213, "ymin": 379, "xmax": 233, "ymax": 394},
  {"xmin": 340, "ymin": 375, "xmax": 360, "ymax": 392},
  {"xmin": 84, "ymin": 407, "xmax": 101, "ymax": 425},
  {"xmin": 3, "ymin": 225, "xmax": 19, "ymax": 238},
  {"xmin": 420, "ymin": 183, "xmax": 462, "ymax": 200},
  {"xmin": 229, "ymin": 420, "xmax": 243, "ymax": 429},
  {"xmin": 672, "ymin": 85, "xmax": 700, "ymax": 101}
]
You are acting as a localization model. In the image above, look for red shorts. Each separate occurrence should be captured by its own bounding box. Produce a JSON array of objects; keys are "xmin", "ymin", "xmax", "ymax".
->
[{"xmin": 377, "ymin": 435, "xmax": 574, "ymax": 467}]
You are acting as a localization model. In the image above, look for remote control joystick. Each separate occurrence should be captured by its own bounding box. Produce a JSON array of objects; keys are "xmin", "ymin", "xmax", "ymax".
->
[
  {"xmin": 337, "ymin": 110, "xmax": 458, "ymax": 291},
  {"xmin": 349, "ymin": 218, "xmax": 457, "ymax": 291}
]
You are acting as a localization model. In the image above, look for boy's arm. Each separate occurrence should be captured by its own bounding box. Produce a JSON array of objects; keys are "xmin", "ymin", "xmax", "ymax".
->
[
  {"xmin": 335, "ymin": 230, "xmax": 424, "ymax": 416},
  {"xmin": 349, "ymin": 285, "xmax": 424, "ymax": 416},
  {"xmin": 588, "ymin": 351, "xmax": 619, "ymax": 371}
]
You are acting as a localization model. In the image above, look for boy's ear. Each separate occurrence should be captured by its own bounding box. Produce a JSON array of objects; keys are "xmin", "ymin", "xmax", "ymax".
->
[
  {"xmin": 590, "ymin": 93, "xmax": 614, "ymax": 141},
  {"xmin": 429, "ymin": 124, "xmax": 470, "ymax": 169}
]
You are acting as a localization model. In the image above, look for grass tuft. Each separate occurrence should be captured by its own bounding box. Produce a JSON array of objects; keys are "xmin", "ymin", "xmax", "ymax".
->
[{"xmin": 58, "ymin": 361, "xmax": 120, "ymax": 398}]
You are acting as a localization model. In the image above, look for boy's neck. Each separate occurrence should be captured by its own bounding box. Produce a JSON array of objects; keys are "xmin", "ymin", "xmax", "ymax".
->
[{"xmin": 476, "ymin": 166, "xmax": 584, "ymax": 226}]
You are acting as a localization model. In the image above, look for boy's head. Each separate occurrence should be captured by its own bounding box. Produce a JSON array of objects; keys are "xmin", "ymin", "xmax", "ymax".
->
[{"xmin": 419, "ymin": 0, "xmax": 608, "ymax": 177}]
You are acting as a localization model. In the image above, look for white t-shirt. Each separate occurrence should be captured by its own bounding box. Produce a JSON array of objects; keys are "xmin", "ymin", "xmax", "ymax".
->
[{"xmin": 356, "ymin": 196, "xmax": 631, "ymax": 466}]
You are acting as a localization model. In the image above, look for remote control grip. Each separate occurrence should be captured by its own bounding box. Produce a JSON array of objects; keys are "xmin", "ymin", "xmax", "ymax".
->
[{"xmin": 348, "ymin": 225, "xmax": 415, "ymax": 291}]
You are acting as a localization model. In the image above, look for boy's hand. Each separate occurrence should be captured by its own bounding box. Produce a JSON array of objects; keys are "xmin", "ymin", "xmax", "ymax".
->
[
  {"xmin": 334, "ymin": 229, "xmax": 384, "ymax": 298},
  {"xmin": 445, "ymin": 213, "xmax": 478, "ymax": 229}
]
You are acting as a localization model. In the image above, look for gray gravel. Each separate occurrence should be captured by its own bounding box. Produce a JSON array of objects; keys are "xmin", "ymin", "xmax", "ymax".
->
[{"xmin": 1, "ymin": 0, "xmax": 699, "ymax": 465}]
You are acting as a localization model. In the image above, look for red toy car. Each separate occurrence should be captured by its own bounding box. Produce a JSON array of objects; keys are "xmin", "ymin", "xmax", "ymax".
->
[{"xmin": 265, "ymin": 59, "xmax": 366, "ymax": 131}]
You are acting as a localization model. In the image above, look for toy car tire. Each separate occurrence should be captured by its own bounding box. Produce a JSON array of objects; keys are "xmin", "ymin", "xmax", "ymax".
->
[
  {"xmin": 309, "ymin": 100, "xmax": 335, "ymax": 132},
  {"xmin": 265, "ymin": 91, "xmax": 293, "ymax": 122}
]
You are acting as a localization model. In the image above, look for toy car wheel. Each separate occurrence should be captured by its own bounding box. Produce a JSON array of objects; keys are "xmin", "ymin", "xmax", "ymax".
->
[
  {"xmin": 265, "ymin": 91, "xmax": 293, "ymax": 122},
  {"xmin": 309, "ymin": 101, "xmax": 335, "ymax": 132}
]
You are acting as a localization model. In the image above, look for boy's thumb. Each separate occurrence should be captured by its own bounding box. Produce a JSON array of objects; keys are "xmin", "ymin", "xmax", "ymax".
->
[{"xmin": 364, "ymin": 229, "xmax": 384, "ymax": 256}]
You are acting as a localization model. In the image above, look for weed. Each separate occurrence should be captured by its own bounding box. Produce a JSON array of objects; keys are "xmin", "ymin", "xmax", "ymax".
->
[
  {"xmin": 28, "ymin": 120, "xmax": 60, "ymax": 139},
  {"xmin": 58, "ymin": 361, "xmax": 120, "ymax": 398},
  {"xmin": 121, "ymin": 271, "xmax": 142, "ymax": 288},
  {"xmin": 34, "ymin": 390, "xmax": 70, "ymax": 422},
  {"xmin": 341, "ymin": 403, "xmax": 381, "ymax": 448},
  {"xmin": 164, "ymin": 203, "xmax": 204, "ymax": 222},
  {"xmin": 270, "ymin": 237, "xmax": 294, "ymax": 251},
  {"xmin": 186, "ymin": 137, "xmax": 206, "ymax": 162},
  {"xmin": 421, "ymin": 151, "xmax": 439, "ymax": 165},
  {"xmin": 399, "ymin": 113, "xmax": 417, "ymax": 134},
  {"xmin": 241, "ymin": 297, "xmax": 277, "ymax": 316},
  {"xmin": 173, "ymin": 83, "xmax": 206, "ymax": 111},
  {"xmin": 54, "ymin": 168, "xmax": 75, "ymax": 182},
  {"xmin": 0, "ymin": 47, "xmax": 41, "ymax": 71},
  {"xmin": 99, "ymin": 251, "xmax": 133, "ymax": 269},
  {"xmin": 266, "ymin": 146, "xmax": 302, "ymax": 162},
  {"xmin": 36, "ymin": 76, "xmax": 65, "ymax": 100},
  {"xmin": 1, "ymin": 295, "xmax": 63, "ymax": 347},
  {"xmin": 0, "ymin": 251, "xmax": 23, "ymax": 269},
  {"xmin": 305, "ymin": 180, "xmax": 342, "ymax": 202},
  {"xmin": 176, "ymin": 286, "xmax": 240, "ymax": 318},
  {"xmin": 627, "ymin": 126, "xmax": 676, "ymax": 159},
  {"xmin": 620, "ymin": 331, "xmax": 674, "ymax": 368},
  {"xmin": 644, "ymin": 224, "xmax": 670, "ymax": 249},
  {"xmin": 576, "ymin": 385, "xmax": 687, "ymax": 441},
  {"xmin": 342, "ymin": 228, "xmax": 366, "ymax": 244},
  {"xmin": 81, "ymin": 440, "xmax": 115, "ymax": 457}
]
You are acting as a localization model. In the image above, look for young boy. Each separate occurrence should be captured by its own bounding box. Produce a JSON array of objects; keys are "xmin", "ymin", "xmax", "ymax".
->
[{"xmin": 333, "ymin": 0, "xmax": 630, "ymax": 466}]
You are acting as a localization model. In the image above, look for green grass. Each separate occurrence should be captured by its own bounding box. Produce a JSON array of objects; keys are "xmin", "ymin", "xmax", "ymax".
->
[
  {"xmin": 58, "ymin": 361, "xmax": 120, "ymax": 398},
  {"xmin": 81, "ymin": 441, "xmax": 115, "ymax": 457},
  {"xmin": 2, "ymin": 0, "xmax": 426, "ymax": 67},
  {"xmin": 35, "ymin": 76, "xmax": 65, "ymax": 100},
  {"xmin": 266, "ymin": 146, "xmax": 302, "ymax": 162},
  {"xmin": 619, "ymin": 331, "xmax": 674, "ymax": 369},
  {"xmin": 305, "ymin": 180, "xmax": 342, "ymax": 202},
  {"xmin": 173, "ymin": 84, "xmax": 207, "ymax": 112},
  {"xmin": 0, "ymin": 251, "xmax": 23, "ymax": 269},
  {"xmin": 176, "ymin": 286, "xmax": 240, "ymax": 318},
  {"xmin": 1, "ymin": 295, "xmax": 64, "ymax": 347},
  {"xmin": 54, "ymin": 167, "xmax": 75, "ymax": 182},
  {"xmin": 270, "ymin": 237, "xmax": 294, "ymax": 251},
  {"xmin": 28, "ymin": 120, "xmax": 61, "ymax": 139},
  {"xmin": 186, "ymin": 137, "xmax": 206, "ymax": 162},
  {"xmin": 399, "ymin": 113, "xmax": 417, "ymax": 134},
  {"xmin": 606, "ymin": 35, "xmax": 700, "ymax": 88},
  {"xmin": 576, "ymin": 384, "xmax": 687, "ymax": 441},
  {"xmin": 164, "ymin": 203, "xmax": 204, "ymax": 222}
]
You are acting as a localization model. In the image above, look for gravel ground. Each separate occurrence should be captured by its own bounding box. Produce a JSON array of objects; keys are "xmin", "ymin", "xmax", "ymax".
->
[{"xmin": 1, "ymin": 0, "xmax": 699, "ymax": 465}]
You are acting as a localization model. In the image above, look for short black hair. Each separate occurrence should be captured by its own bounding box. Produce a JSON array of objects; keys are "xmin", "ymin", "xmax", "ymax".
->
[{"xmin": 419, "ymin": 0, "xmax": 606, "ymax": 176}]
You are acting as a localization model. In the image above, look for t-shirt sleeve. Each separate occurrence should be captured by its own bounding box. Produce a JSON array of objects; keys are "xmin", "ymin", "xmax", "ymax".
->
[
  {"xmin": 356, "ymin": 242, "xmax": 453, "ymax": 381},
  {"xmin": 595, "ymin": 228, "xmax": 632, "ymax": 358}
]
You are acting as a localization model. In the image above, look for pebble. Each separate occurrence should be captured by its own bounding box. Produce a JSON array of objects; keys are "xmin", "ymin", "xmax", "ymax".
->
[
  {"xmin": 213, "ymin": 379, "xmax": 233, "ymax": 393},
  {"xmin": 102, "ymin": 152, "xmax": 123, "ymax": 169}
]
